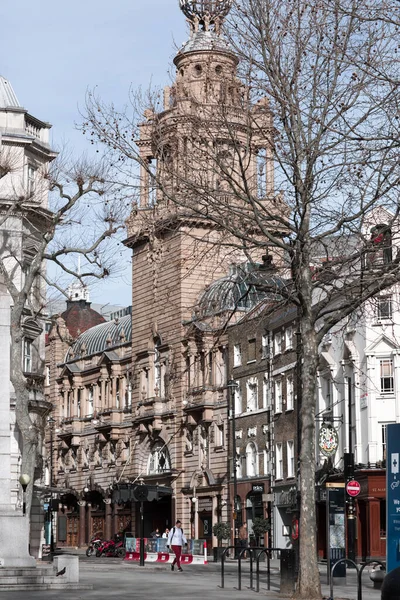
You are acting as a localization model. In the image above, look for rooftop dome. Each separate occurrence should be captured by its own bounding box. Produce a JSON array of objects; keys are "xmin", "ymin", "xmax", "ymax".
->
[
  {"xmin": 61, "ymin": 300, "xmax": 106, "ymax": 340},
  {"xmin": 178, "ymin": 30, "xmax": 233, "ymax": 54},
  {"xmin": 194, "ymin": 264, "xmax": 284, "ymax": 321},
  {"xmin": 66, "ymin": 314, "xmax": 132, "ymax": 361}
]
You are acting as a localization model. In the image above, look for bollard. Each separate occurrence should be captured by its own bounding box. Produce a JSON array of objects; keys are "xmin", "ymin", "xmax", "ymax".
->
[
  {"xmin": 369, "ymin": 566, "xmax": 385, "ymax": 590},
  {"xmin": 381, "ymin": 566, "xmax": 400, "ymax": 600},
  {"xmin": 280, "ymin": 549, "xmax": 296, "ymax": 595}
]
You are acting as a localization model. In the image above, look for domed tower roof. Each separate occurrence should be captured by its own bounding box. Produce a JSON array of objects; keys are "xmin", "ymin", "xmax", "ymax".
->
[
  {"xmin": 66, "ymin": 314, "xmax": 132, "ymax": 361},
  {"xmin": 194, "ymin": 263, "xmax": 284, "ymax": 321},
  {"xmin": 61, "ymin": 278, "xmax": 106, "ymax": 339}
]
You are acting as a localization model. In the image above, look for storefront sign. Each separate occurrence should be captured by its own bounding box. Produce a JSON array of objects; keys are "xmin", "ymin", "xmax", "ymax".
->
[
  {"xmin": 319, "ymin": 423, "xmax": 339, "ymax": 457},
  {"xmin": 326, "ymin": 484, "xmax": 346, "ymax": 581},
  {"xmin": 252, "ymin": 484, "xmax": 264, "ymax": 493},
  {"xmin": 386, "ymin": 424, "xmax": 400, "ymax": 572}
]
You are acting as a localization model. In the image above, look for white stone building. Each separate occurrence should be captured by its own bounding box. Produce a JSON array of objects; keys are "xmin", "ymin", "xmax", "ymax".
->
[{"xmin": 0, "ymin": 75, "xmax": 56, "ymax": 557}]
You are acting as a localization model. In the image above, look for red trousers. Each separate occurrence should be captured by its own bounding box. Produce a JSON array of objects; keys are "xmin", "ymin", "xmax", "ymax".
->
[{"xmin": 171, "ymin": 545, "xmax": 182, "ymax": 568}]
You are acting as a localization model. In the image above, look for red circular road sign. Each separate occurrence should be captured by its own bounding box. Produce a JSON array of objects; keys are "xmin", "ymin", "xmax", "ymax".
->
[{"xmin": 346, "ymin": 480, "xmax": 361, "ymax": 497}]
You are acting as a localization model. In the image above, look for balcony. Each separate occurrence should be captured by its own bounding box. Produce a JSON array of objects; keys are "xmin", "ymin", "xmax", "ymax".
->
[
  {"xmin": 134, "ymin": 396, "xmax": 175, "ymax": 429},
  {"xmin": 183, "ymin": 386, "xmax": 216, "ymax": 422}
]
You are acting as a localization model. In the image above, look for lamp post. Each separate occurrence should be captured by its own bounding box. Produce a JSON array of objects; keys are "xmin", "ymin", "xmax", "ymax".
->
[
  {"xmin": 227, "ymin": 379, "xmax": 239, "ymax": 553},
  {"xmin": 344, "ymin": 376, "xmax": 356, "ymax": 563},
  {"xmin": 47, "ymin": 416, "xmax": 56, "ymax": 554},
  {"xmin": 19, "ymin": 474, "xmax": 31, "ymax": 515}
]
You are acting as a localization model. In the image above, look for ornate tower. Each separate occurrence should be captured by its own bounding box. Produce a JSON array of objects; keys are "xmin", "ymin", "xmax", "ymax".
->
[{"xmin": 125, "ymin": 0, "xmax": 275, "ymax": 539}]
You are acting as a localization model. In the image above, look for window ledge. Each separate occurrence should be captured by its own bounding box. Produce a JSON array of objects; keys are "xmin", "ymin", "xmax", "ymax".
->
[
  {"xmin": 233, "ymin": 364, "xmax": 242, "ymax": 368},
  {"xmin": 214, "ymin": 446, "xmax": 225, "ymax": 452},
  {"xmin": 285, "ymin": 408, "xmax": 294, "ymax": 413},
  {"xmin": 247, "ymin": 360, "xmax": 257, "ymax": 364}
]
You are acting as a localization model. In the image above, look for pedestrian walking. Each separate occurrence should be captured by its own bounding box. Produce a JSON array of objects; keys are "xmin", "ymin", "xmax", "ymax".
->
[
  {"xmin": 238, "ymin": 523, "xmax": 248, "ymax": 558},
  {"xmin": 167, "ymin": 520, "xmax": 187, "ymax": 572}
]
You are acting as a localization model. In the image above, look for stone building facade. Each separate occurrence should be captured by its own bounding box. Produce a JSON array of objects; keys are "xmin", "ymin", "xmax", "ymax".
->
[
  {"xmin": 227, "ymin": 300, "xmax": 299, "ymax": 549},
  {"xmin": 0, "ymin": 74, "xmax": 56, "ymax": 557},
  {"xmin": 45, "ymin": 293, "xmax": 133, "ymax": 547},
  {"xmin": 123, "ymin": 1, "xmax": 277, "ymax": 551}
]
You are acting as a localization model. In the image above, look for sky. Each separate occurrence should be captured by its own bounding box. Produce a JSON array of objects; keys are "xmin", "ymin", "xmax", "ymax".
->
[{"xmin": 0, "ymin": 0, "xmax": 188, "ymax": 307}]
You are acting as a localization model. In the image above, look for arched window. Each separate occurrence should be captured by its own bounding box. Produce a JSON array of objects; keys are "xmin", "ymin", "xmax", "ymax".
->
[
  {"xmin": 147, "ymin": 441, "xmax": 171, "ymax": 475},
  {"xmin": 246, "ymin": 442, "xmax": 258, "ymax": 477}
]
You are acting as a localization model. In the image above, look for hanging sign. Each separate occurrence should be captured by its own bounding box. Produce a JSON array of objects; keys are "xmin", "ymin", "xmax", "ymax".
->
[
  {"xmin": 386, "ymin": 424, "xmax": 400, "ymax": 573},
  {"xmin": 318, "ymin": 423, "xmax": 339, "ymax": 457}
]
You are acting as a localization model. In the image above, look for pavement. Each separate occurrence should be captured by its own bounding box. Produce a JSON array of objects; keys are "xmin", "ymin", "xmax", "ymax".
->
[{"xmin": 0, "ymin": 556, "xmax": 382, "ymax": 600}]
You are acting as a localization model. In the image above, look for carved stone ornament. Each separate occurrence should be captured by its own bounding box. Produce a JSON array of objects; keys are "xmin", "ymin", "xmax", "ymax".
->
[
  {"xmin": 235, "ymin": 430, "xmax": 243, "ymax": 439},
  {"xmin": 179, "ymin": 0, "xmax": 232, "ymax": 32},
  {"xmin": 318, "ymin": 422, "xmax": 339, "ymax": 457},
  {"xmin": 247, "ymin": 426, "xmax": 257, "ymax": 438}
]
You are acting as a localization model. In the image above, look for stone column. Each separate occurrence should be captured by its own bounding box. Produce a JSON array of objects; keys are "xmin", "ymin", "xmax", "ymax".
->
[
  {"xmin": 113, "ymin": 507, "xmax": 119, "ymax": 538},
  {"xmin": 87, "ymin": 503, "xmax": 92, "ymax": 541},
  {"xmin": 211, "ymin": 495, "xmax": 218, "ymax": 548},
  {"xmin": 0, "ymin": 285, "xmax": 11, "ymax": 509},
  {"xmin": 105, "ymin": 499, "xmax": 112, "ymax": 540},
  {"xmin": 100, "ymin": 379, "xmax": 106, "ymax": 410},
  {"xmin": 78, "ymin": 501, "xmax": 86, "ymax": 547},
  {"xmin": 120, "ymin": 377, "xmax": 126, "ymax": 410},
  {"xmin": 73, "ymin": 387, "xmax": 79, "ymax": 418},
  {"xmin": 140, "ymin": 161, "xmax": 150, "ymax": 208},
  {"xmin": 0, "ymin": 281, "xmax": 35, "ymax": 567}
]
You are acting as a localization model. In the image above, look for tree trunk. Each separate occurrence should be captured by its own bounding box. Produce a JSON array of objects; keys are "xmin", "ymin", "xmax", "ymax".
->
[{"xmin": 295, "ymin": 320, "xmax": 321, "ymax": 599}]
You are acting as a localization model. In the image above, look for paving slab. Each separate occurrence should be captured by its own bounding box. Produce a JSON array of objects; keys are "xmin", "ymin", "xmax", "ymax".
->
[{"xmin": 0, "ymin": 559, "xmax": 382, "ymax": 600}]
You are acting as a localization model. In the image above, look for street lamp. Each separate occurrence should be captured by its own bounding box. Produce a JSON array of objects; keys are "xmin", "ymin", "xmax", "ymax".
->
[
  {"xmin": 19, "ymin": 473, "xmax": 31, "ymax": 515},
  {"xmin": 344, "ymin": 376, "xmax": 356, "ymax": 563},
  {"xmin": 47, "ymin": 416, "xmax": 56, "ymax": 554},
  {"xmin": 227, "ymin": 379, "xmax": 239, "ymax": 553}
]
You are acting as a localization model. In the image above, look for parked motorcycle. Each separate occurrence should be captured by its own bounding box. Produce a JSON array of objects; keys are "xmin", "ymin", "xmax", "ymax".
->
[
  {"xmin": 95, "ymin": 535, "xmax": 126, "ymax": 558},
  {"xmin": 86, "ymin": 533, "xmax": 104, "ymax": 557}
]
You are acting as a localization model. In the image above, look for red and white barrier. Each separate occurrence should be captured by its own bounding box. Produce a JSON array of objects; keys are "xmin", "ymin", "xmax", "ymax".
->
[
  {"xmin": 204, "ymin": 541, "xmax": 208, "ymax": 565},
  {"xmin": 124, "ymin": 551, "xmax": 207, "ymax": 565}
]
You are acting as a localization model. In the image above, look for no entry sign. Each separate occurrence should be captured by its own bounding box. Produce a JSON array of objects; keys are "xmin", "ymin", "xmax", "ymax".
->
[{"xmin": 346, "ymin": 480, "xmax": 361, "ymax": 497}]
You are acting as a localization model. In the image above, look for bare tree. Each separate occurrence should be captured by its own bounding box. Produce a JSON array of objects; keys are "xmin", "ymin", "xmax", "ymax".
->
[
  {"xmin": 0, "ymin": 154, "xmax": 128, "ymax": 514},
  {"xmin": 83, "ymin": 0, "xmax": 400, "ymax": 596}
]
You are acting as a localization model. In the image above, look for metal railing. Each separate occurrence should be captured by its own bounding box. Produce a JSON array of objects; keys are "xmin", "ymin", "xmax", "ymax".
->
[{"xmin": 328, "ymin": 558, "xmax": 386, "ymax": 600}]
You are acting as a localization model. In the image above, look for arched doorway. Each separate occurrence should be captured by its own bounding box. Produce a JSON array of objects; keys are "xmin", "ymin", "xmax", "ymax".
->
[{"xmin": 246, "ymin": 491, "xmax": 263, "ymax": 545}]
